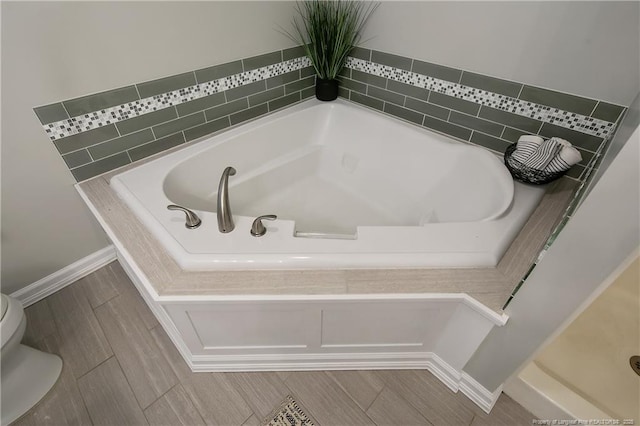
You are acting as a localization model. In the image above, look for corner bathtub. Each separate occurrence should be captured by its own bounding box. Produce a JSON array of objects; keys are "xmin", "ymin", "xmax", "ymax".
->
[{"xmin": 110, "ymin": 98, "xmax": 545, "ymax": 271}]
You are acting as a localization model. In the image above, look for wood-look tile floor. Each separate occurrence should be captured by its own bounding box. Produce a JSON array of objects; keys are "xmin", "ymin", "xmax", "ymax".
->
[{"xmin": 12, "ymin": 261, "xmax": 536, "ymax": 426}]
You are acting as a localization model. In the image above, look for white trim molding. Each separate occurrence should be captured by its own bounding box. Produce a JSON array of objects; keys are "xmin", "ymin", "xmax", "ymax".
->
[
  {"xmin": 460, "ymin": 371, "xmax": 504, "ymax": 413},
  {"xmin": 9, "ymin": 245, "xmax": 116, "ymax": 307}
]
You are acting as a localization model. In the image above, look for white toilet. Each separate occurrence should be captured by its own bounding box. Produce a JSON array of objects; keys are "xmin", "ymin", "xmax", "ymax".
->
[{"xmin": 1, "ymin": 294, "xmax": 62, "ymax": 425}]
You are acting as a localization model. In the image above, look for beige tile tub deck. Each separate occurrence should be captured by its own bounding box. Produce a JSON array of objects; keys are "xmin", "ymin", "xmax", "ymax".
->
[{"xmin": 78, "ymin": 162, "xmax": 576, "ymax": 314}]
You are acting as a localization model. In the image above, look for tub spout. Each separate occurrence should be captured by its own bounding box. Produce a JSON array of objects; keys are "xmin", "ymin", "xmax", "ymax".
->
[{"xmin": 217, "ymin": 166, "xmax": 236, "ymax": 233}]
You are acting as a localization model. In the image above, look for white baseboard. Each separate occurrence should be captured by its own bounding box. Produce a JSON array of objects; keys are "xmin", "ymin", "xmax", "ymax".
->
[
  {"xmin": 459, "ymin": 371, "xmax": 503, "ymax": 413},
  {"xmin": 10, "ymin": 245, "xmax": 117, "ymax": 307}
]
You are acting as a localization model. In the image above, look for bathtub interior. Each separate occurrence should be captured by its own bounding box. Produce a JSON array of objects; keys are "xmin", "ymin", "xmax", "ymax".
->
[
  {"xmin": 162, "ymin": 101, "xmax": 514, "ymax": 237},
  {"xmin": 109, "ymin": 99, "xmax": 546, "ymax": 269}
]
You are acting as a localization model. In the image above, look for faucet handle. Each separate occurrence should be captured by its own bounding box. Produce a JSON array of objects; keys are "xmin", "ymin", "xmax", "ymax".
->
[
  {"xmin": 250, "ymin": 215, "xmax": 277, "ymax": 237},
  {"xmin": 167, "ymin": 204, "xmax": 202, "ymax": 229}
]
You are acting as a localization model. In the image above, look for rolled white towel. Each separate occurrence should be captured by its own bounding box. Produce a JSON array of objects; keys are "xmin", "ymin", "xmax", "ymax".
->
[
  {"xmin": 544, "ymin": 143, "xmax": 583, "ymax": 173},
  {"xmin": 552, "ymin": 137, "xmax": 572, "ymax": 149},
  {"xmin": 521, "ymin": 137, "xmax": 564, "ymax": 171},
  {"xmin": 511, "ymin": 135, "xmax": 544, "ymax": 163}
]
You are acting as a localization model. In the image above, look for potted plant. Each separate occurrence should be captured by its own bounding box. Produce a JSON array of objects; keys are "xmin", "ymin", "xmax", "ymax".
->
[{"xmin": 284, "ymin": 0, "xmax": 378, "ymax": 101}]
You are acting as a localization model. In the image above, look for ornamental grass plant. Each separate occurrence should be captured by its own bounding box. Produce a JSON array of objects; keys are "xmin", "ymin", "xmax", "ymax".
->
[{"xmin": 284, "ymin": 0, "xmax": 378, "ymax": 80}]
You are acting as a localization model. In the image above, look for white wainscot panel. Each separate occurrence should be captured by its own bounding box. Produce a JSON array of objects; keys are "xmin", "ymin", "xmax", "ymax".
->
[
  {"xmin": 320, "ymin": 301, "xmax": 455, "ymax": 353},
  {"xmin": 163, "ymin": 302, "xmax": 320, "ymax": 356},
  {"xmin": 159, "ymin": 297, "xmax": 495, "ymax": 371},
  {"xmin": 116, "ymin": 250, "xmax": 507, "ymax": 412}
]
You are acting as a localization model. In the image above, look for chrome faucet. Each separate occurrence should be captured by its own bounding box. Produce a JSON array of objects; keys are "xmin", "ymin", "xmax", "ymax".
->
[{"xmin": 217, "ymin": 166, "xmax": 236, "ymax": 233}]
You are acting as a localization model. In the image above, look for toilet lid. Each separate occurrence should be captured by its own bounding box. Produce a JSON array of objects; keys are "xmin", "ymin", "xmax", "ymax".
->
[{"xmin": 1, "ymin": 294, "xmax": 8, "ymax": 321}]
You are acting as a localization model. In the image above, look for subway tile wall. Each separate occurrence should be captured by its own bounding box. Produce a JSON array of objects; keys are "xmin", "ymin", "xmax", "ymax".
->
[
  {"xmin": 340, "ymin": 48, "xmax": 626, "ymax": 180},
  {"xmin": 34, "ymin": 46, "xmax": 315, "ymax": 182},
  {"xmin": 34, "ymin": 46, "xmax": 626, "ymax": 182}
]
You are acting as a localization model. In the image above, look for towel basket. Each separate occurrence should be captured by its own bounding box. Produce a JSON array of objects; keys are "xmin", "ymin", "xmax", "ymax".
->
[{"xmin": 504, "ymin": 143, "xmax": 568, "ymax": 185}]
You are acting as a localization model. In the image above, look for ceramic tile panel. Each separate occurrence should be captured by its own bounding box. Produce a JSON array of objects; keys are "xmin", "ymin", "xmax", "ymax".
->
[
  {"xmin": 35, "ymin": 47, "xmax": 625, "ymax": 183},
  {"xmin": 38, "ymin": 55, "xmax": 312, "ymax": 142}
]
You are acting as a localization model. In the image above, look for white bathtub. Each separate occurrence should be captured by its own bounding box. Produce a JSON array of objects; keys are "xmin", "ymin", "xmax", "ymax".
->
[{"xmin": 110, "ymin": 98, "xmax": 545, "ymax": 270}]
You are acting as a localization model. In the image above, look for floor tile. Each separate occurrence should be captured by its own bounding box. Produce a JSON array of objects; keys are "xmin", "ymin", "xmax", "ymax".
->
[
  {"xmin": 285, "ymin": 371, "xmax": 375, "ymax": 425},
  {"xmin": 144, "ymin": 384, "xmax": 205, "ymax": 425},
  {"xmin": 22, "ymin": 300, "xmax": 56, "ymax": 347},
  {"xmin": 470, "ymin": 393, "xmax": 536, "ymax": 426},
  {"xmin": 327, "ymin": 370, "xmax": 385, "ymax": 411},
  {"xmin": 95, "ymin": 295, "xmax": 178, "ymax": 409},
  {"xmin": 242, "ymin": 414, "xmax": 261, "ymax": 425},
  {"xmin": 11, "ymin": 333, "xmax": 92, "ymax": 426},
  {"xmin": 106, "ymin": 261, "xmax": 158, "ymax": 330},
  {"xmin": 366, "ymin": 387, "xmax": 432, "ymax": 425},
  {"xmin": 150, "ymin": 326, "xmax": 253, "ymax": 425},
  {"xmin": 79, "ymin": 261, "xmax": 121, "ymax": 308},
  {"xmin": 275, "ymin": 371, "xmax": 292, "ymax": 382},
  {"xmin": 227, "ymin": 372, "xmax": 291, "ymax": 419},
  {"xmin": 377, "ymin": 370, "xmax": 474, "ymax": 426},
  {"xmin": 77, "ymin": 357, "xmax": 148, "ymax": 425},
  {"xmin": 47, "ymin": 282, "xmax": 113, "ymax": 378}
]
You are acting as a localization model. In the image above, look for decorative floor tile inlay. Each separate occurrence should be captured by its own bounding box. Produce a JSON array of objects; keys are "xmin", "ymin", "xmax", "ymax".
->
[
  {"xmin": 43, "ymin": 57, "xmax": 312, "ymax": 141},
  {"xmin": 345, "ymin": 57, "xmax": 616, "ymax": 138},
  {"xmin": 42, "ymin": 55, "xmax": 617, "ymax": 145}
]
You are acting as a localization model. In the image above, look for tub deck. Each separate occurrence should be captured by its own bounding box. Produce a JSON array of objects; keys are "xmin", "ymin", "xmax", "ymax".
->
[
  {"xmin": 77, "ymin": 143, "xmax": 576, "ymax": 313},
  {"xmin": 112, "ymin": 100, "xmax": 526, "ymax": 271}
]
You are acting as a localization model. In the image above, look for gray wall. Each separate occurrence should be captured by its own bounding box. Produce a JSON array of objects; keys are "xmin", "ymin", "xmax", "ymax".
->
[
  {"xmin": 585, "ymin": 93, "xmax": 640, "ymax": 196},
  {"xmin": 1, "ymin": 1, "xmax": 297, "ymax": 294},
  {"xmin": 2, "ymin": 1, "xmax": 639, "ymax": 295},
  {"xmin": 363, "ymin": 2, "xmax": 640, "ymax": 106}
]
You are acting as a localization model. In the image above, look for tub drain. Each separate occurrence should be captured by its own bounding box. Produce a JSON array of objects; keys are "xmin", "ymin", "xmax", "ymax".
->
[{"xmin": 630, "ymin": 356, "xmax": 640, "ymax": 376}]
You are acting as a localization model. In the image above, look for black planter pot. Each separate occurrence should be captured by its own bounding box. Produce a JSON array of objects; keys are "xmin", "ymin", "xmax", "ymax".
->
[{"xmin": 315, "ymin": 78, "xmax": 339, "ymax": 101}]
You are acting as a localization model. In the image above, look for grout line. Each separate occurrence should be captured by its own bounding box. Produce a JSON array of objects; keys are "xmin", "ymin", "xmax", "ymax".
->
[
  {"xmin": 110, "ymin": 354, "xmax": 150, "ymax": 412},
  {"xmin": 75, "ymin": 354, "xmax": 116, "ymax": 382},
  {"xmin": 143, "ymin": 382, "xmax": 179, "ymax": 413},
  {"xmin": 60, "ymin": 102, "xmax": 73, "ymax": 121},
  {"xmin": 75, "ymin": 374, "xmax": 99, "ymax": 426},
  {"xmin": 87, "ymin": 291, "xmax": 119, "ymax": 311},
  {"xmin": 364, "ymin": 382, "xmax": 385, "ymax": 412}
]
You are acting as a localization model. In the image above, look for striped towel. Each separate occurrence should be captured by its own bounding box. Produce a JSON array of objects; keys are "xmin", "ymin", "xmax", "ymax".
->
[
  {"xmin": 511, "ymin": 135, "xmax": 544, "ymax": 163},
  {"xmin": 521, "ymin": 137, "xmax": 564, "ymax": 171},
  {"xmin": 544, "ymin": 143, "xmax": 582, "ymax": 173}
]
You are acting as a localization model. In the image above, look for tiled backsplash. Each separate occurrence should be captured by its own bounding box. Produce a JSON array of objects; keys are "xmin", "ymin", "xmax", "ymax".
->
[
  {"xmin": 34, "ymin": 46, "xmax": 626, "ymax": 182},
  {"xmin": 34, "ymin": 46, "xmax": 315, "ymax": 181},
  {"xmin": 340, "ymin": 48, "xmax": 625, "ymax": 180}
]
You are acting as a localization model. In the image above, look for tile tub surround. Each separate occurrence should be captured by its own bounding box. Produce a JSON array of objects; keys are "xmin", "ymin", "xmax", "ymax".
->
[
  {"xmin": 34, "ymin": 46, "xmax": 316, "ymax": 182},
  {"xmin": 35, "ymin": 47, "xmax": 625, "ymax": 182},
  {"xmin": 338, "ymin": 48, "xmax": 626, "ymax": 181}
]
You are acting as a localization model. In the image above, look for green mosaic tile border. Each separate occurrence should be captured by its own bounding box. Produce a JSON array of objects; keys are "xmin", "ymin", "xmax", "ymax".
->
[
  {"xmin": 35, "ymin": 47, "xmax": 313, "ymax": 181},
  {"xmin": 340, "ymin": 49, "xmax": 626, "ymax": 181},
  {"xmin": 35, "ymin": 46, "xmax": 625, "ymax": 182}
]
